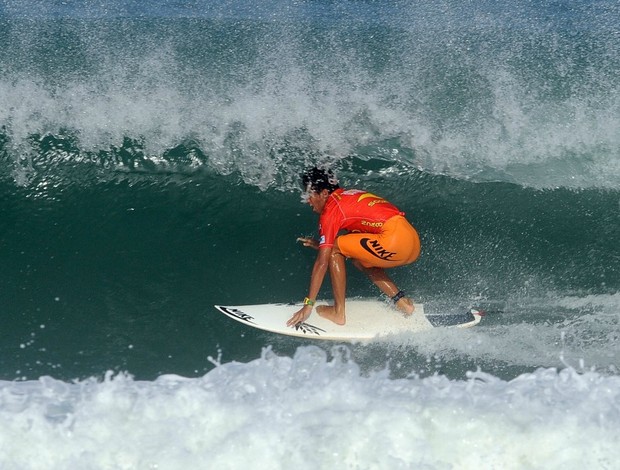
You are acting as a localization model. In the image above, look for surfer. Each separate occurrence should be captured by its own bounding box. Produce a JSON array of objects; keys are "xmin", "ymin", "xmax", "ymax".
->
[{"xmin": 287, "ymin": 167, "xmax": 421, "ymax": 327}]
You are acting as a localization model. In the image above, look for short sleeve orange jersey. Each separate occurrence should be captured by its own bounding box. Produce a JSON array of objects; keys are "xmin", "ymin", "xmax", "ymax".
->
[{"xmin": 318, "ymin": 188, "xmax": 404, "ymax": 248}]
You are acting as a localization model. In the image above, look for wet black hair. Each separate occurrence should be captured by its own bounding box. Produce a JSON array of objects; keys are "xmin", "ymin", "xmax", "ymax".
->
[{"xmin": 301, "ymin": 167, "xmax": 340, "ymax": 193}]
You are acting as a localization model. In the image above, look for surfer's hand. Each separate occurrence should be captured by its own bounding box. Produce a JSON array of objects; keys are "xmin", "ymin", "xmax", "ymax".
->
[
  {"xmin": 287, "ymin": 305, "xmax": 312, "ymax": 327},
  {"xmin": 296, "ymin": 237, "xmax": 319, "ymax": 250}
]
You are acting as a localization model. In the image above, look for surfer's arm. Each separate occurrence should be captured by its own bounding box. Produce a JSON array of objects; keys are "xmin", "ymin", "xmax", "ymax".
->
[{"xmin": 287, "ymin": 247, "xmax": 331, "ymax": 326}]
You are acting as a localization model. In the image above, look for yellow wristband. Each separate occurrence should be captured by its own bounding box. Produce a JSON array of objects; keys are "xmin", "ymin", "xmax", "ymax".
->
[{"xmin": 303, "ymin": 297, "xmax": 316, "ymax": 306}]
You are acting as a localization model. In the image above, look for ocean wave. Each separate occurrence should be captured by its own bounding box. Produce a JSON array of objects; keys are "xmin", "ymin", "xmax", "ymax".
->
[
  {"xmin": 1, "ymin": 4, "xmax": 619, "ymax": 190},
  {"xmin": 1, "ymin": 346, "xmax": 619, "ymax": 469}
]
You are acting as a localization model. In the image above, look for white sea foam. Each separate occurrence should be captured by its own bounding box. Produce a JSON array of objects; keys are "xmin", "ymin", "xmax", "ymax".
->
[
  {"xmin": 1, "ymin": 346, "xmax": 619, "ymax": 469},
  {"xmin": 2, "ymin": 68, "xmax": 618, "ymax": 191},
  {"xmin": 1, "ymin": 7, "xmax": 619, "ymax": 191},
  {"xmin": 362, "ymin": 293, "xmax": 620, "ymax": 377}
]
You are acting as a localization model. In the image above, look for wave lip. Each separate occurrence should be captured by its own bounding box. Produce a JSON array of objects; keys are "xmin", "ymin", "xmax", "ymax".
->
[{"xmin": 1, "ymin": 2, "xmax": 619, "ymax": 190}]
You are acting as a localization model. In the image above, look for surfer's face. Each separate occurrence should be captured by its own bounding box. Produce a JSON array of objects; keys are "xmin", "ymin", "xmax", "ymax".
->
[{"xmin": 305, "ymin": 189, "xmax": 329, "ymax": 214}]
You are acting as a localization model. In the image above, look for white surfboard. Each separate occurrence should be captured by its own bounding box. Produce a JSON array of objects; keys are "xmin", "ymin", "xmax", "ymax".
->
[{"xmin": 214, "ymin": 299, "xmax": 483, "ymax": 341}]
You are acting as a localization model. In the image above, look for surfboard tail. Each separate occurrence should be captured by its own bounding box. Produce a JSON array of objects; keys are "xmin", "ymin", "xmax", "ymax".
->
[{"xmin": 454, "ymin": 309, "xmax": 485, "ymax": 329}]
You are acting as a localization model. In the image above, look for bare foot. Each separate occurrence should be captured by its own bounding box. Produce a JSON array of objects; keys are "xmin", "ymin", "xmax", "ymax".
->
[
  {"xmin": 316, "ymin": 305, "xmax": 346, "ymax": 325},
  {"xmin": 395, "ymin": 297, "xmax": 415, "ymax": 317}
]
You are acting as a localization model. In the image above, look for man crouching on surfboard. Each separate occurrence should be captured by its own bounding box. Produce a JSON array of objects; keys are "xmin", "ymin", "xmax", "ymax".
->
[{"xmin": 287, "ymin": 167, "xmax": 421, "ymax": 327}]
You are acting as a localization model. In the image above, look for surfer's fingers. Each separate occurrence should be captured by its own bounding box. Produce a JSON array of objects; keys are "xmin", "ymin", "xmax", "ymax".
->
[
  {"xmin": 287, "ymin": 317, "xmax": 301, "ymax": 327},
  {"xmin": 287, "ymin": 311, "xmax": 301, "ymax": 327},
  {"xmin": 296, "ymin": 237, "xmax": 319, "ymax": 249}
]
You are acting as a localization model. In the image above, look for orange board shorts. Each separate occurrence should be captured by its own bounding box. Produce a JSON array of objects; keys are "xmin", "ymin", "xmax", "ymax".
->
[{"xmin": 336, "ymin": 215, "xmax": 421, "ymax": 269}]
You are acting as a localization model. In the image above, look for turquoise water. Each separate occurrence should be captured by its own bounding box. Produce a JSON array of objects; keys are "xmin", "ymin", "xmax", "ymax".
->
[{"xmin": 1, "ymin": 1, "xmax": 619, "ymax": 467}]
